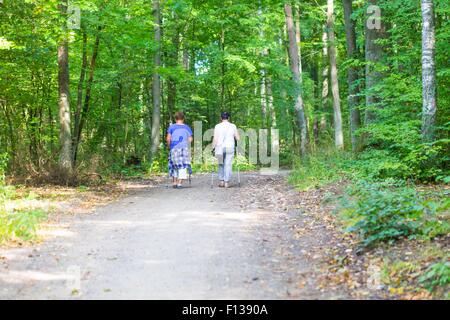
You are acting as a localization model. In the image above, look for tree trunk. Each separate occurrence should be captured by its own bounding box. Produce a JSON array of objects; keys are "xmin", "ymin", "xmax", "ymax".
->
[
  {"xmin": 365, "ymin": 0, "xmax": 385, "ymax": 123},
  {"xmin": 167, "ymin": 81, "xmax": 176, "ymax": 124},
  {"xmin": 343, "ymin": 0, "xmax": 362, "ymax": 151},
  {"xmin": 182, "ymin": 33, "xmax": 190, "ymax": 71},
  {"xmin": 260, "ymin": 72, "xmax": 267, "ymax": 127},
  {"xmin": 149, "ymin": 0, "xmax": 162, "ymax": 163},
  {"xmin": 421, "ymin": 0, "xmax": 437, "ymax": 142},
  {"xmin": 259, "ymin": 4, "xmax": 268, "ymax": 127},
  {"xmin": 327, "ymin": 0, "xmax": 344, "ymax": 150},
  {"xmin": 58, "ymin": 0, "xmax": 73, "ymax": 180},
  {"xmin": 320, "ymin": 30, "xmax": 329, "ymax": 134},
  {"xmin": 284, "ymin": 4, "xmax": 308, "ymax": 156},
  {"xmin": 0, "ymin": 101, "xmax": 16, "ymax": 161},
  {"xmin": 220, "ymin": 28, "xmax": 226, "ymax": 112},
  {"xmin": 266, "ymin": 76, "xmax": 276, "ymax": 127},
  {"xmin": 296, "ymin": 6, "xmax": 311, "ymax": 143},
  {"xmin": 73, "ymin": 27, "xmax": 101, "ymax": 165},
  {"xmin": 312, "ymin": 57, "xmax": 320, "ymax": 148},
  {"xmin": 73, "ymin": 30, "xmax": 87, "ymax": 161},
  {"xmin": 295, "ymin": 6, "xmax": 303, "ymax": 76},
  {"xmin": 167, "ymin": 10, "xmax": 179, "ymax": 124}
]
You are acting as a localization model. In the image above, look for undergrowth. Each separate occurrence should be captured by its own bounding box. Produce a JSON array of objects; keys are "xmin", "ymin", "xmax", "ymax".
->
[
  {"xmin": 1, "ymin": 153, "xmax": 48, "ymax": 244},
  {"xmin": 289, "ymin": 147, "xmax": 449, "ymax": 296}
]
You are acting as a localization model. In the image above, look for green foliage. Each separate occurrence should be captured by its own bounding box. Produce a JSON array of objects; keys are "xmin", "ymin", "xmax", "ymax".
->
[
  {"xmin": 233, "ymin": 154, "xmax": 257, "ymax": 172},
  {"xmin": 149, "ymin": 149, "xmax": 170, "ymax": 175},
  {"xmin": 419, "ymin": 260, "xmax": 450, "ymax": 292},
  {"xmin": 1, "ymin": 154, "xmax": 47, "ymax": 243},
  {"xmin": 77, "ymin": 185, "xmax": 89, "ymax": 193},
  {"xmin": 341, "ymin": 180, "xmax": 450, "ymax": 248},
  {"xmin": 351, "ymin": 149, "xmax": 408, "ymax": 181},
  {"xmin": 356, "ymin": 120, "xmax": 449, "ymax": 182},
  {"xmin": 0, "ymin": 154, "xmax": 11, "ymax": 214},
  {"xmin": 0, "ymin": 153, "xmax": 8, "ymax": 184},
  {"xmin": 288, "ymin": 150, "xmax": 351, "ymax": 191},
  {"xmin": 0, "ymin": 209, "xmax": 48, "ymax": 244},
  {"xmin": 191, "ymin": 154, "xmax": 257, "ymax": 174},
  {"xmin": 0, "ymin": 174, "xmax": 47, "ymax": 243},
  {"xmin": 1, "ymin": 0, "xmax": 448, "ymax": 184},
  {"xmin": 101, "ymin": 162, "xmax": 149, "ymax": 180}
]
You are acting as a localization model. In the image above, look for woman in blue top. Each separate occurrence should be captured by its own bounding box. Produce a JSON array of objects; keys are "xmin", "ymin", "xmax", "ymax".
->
[{"xmin": 166, "ymin": 111, "xmax": 193, "ymax": 189}]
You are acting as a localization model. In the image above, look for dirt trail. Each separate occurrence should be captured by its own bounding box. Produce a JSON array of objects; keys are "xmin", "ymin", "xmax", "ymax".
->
[{"xmin": 0, "ymin": 173, "xmax": 347, "ymax": 300}]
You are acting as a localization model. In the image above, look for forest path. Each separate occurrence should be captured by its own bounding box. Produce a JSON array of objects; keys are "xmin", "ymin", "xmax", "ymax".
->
[{"xmin": 0, "ymin": 173, "xmax": 347, "ymax": 300}]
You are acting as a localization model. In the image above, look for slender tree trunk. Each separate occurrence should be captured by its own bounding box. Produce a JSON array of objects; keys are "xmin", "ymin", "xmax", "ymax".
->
[
  {"xmin": 365, "ymin": 0, "xmax": 385, "ymax": 123},
  {"xmin": 167, "ymin": 81, "xmax": 176, "ymax": 124},
  {"xmin": 58, "ymin": 0, "xmax": 73, "ymax": 180},
  {"xmin": 312, "ymin": 57, "xmax": 320, "ymax": 148},
  {"xmin": 45, "ymin": 81, "xmax": 54, "ymax": 156},
  {"xmin": 313, "ymin": 119, "xmax": 319, "ymax": 148},
  {"xmin": 258, "ymin": 0, "xmax": 268, "ymax": 127},
  {"xmin": 189, "ymin": 25, "xmax": 196, "ymax": 75},
  {"xmin": 343, "ymin": 0, "xmax": 362, "ymax": 151},
  {"xmin": 421, "ymin": 0, "xmax": 437, "ymax": 142},
  {"xmin": 117, "ymin": 82, "xmax": 123, "ymax": 109},
  {"xmin": 73, "ymin": 28, "xmax": 101, "ymax": 165},
  {"xmin": 327, "ymin": 0, "xmax": 344, "ymax": 150},
  {"xmin": 182, "ymin": 33, "xmax": 190, "ymax": 71},
  {"xmin": 260, "ymin": 72, "xmax": 267, "ymax": 127},
  {"xmin": 1, "ymin": 101, "xmax": 15, "ymax": 160},
  {"xmin": 295, "ymin": 6, "xmax": 303, "ymax": 77},
  {"xmin": 266, "ymin": 76, "xmax": 276, "ymax": 127},
  {"xmin": 320, "ymin": 30, "xmax": 329, "ymax": 133},
  {"xmin": 167, "ymin": 12, "xmax": 179, "ymax": 124},
  {"xmin": 149, "ymin": 0, "xmax": 162, "ymax": 163},
  {"xmin": 73, "ymin": 30, "xmax": 87, "ymax": 161},
  {"xmin": 123, "ymin": 117, "xmax": 129, "ymax": 164},
  {"xmin": 296, "ymin": 6, "xmax": 311, "ymax": 142},
  {"xmin": 220, "ymin": 28, "xmax": 226, "ymax": 112},
  {"xmin": 259, "ymin": 4, "xmax": 268, "ymax": 127},
  {"xmin": 284, "ymin": 4, "xmax": 308, "ymax": 156}
]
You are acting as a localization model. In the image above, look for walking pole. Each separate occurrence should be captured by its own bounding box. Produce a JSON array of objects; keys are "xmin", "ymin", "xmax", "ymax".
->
[
  {"xmin": 237, "ymin": 165, "xmax": 241, "ymax": 188},
  {"xmin": 235, "ymin": 145, "xmax": 241, "ymax": 188},
  {"xmin": 167, "ymin": 172, "xmax": 171, "ymax": 189},
  {"xmin": 211, "ymin": 167, "xmax": 214, "ymax": 189},
  {"xmin": 211, "ymin": 149, "xmax": 215, "ymax": 189}
]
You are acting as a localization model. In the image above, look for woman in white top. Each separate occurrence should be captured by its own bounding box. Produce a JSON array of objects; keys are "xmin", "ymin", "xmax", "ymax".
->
[{"xmin": 213, "ymin": 112, "xmax": 240, "ymax": 188}]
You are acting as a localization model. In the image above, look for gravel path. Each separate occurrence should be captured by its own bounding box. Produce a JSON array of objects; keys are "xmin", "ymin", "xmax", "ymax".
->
[{"xmin": 0, "ymin": 173, "xmax": 347, "ymax": 300}]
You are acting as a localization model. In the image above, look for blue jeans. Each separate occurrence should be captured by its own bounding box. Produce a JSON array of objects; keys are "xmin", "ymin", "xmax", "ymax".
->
[{"xmin": 218, "ymin": 149, "xmax": 234, "ymax": 182}]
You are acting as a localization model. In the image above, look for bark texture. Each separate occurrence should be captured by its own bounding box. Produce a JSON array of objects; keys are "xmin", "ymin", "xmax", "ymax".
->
[
  {"xmin": 58, "ymin": 0, "xmax": 73, "ymax": 179},
  {"xmin": 365, "ymin": 0, "xmax": 386, "ymax": 123},
  {"xmin": 421, "ymin": 0, "xmax": 437, "ymax": 142},
  {"xmin": 327, "ymin": 0, "xmax": 344, "ymax": 149},
  {"xmin": 343, "ymin": 0, "xmax": 362, "ymax": 151},
  {"xmin": 150, "ymin": 0, "xmax": 162, "ymax": 162},
  {"xmin": 284, "ymin": 4, "xmax": 309, "ymax": 156}
]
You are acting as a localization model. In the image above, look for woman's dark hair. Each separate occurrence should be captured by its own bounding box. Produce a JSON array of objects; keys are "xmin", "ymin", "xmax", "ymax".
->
[
  {"xmin": 221, "ymin": 112, "xmax": 230, "ymax": 120},
  {"xmin": 175, "ymin": 111, "xmax": 185, "ymax": 121}
]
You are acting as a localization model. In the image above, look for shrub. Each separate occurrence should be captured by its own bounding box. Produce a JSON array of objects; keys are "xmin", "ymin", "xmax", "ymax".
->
[
  {"xmin": 342, "ymin": 180, "xmax": 449, "ymax": 248},
  {"xmin": 0, "ymin": 209, "xmax": 47, "ymax": 243},
  {"xmin": 356, "ymin": 121, "xmax": 449, "ymax": 182},
  {"xmin": 191, "ymin": 153, "xmax": 256, "ymax": 174},
  {"xmin": 289, "ymin": 150, "xmax": 351, "ymax": 191},
  {"xmin": 0, "ymin": 153, "xmax": 48, "ymax": 244},
  {"xmin": 0, "ymin": 153, "xmax": 8, "ymax": 185},
  {"xmin": 419, "ymin": 260, "xmax": 450, "ymax": 292}
]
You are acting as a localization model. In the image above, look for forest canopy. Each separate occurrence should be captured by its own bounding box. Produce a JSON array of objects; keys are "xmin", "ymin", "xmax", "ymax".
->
[{"xmin": 0, "ymin": 0, "xmax": 448, "ymax": 183}]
